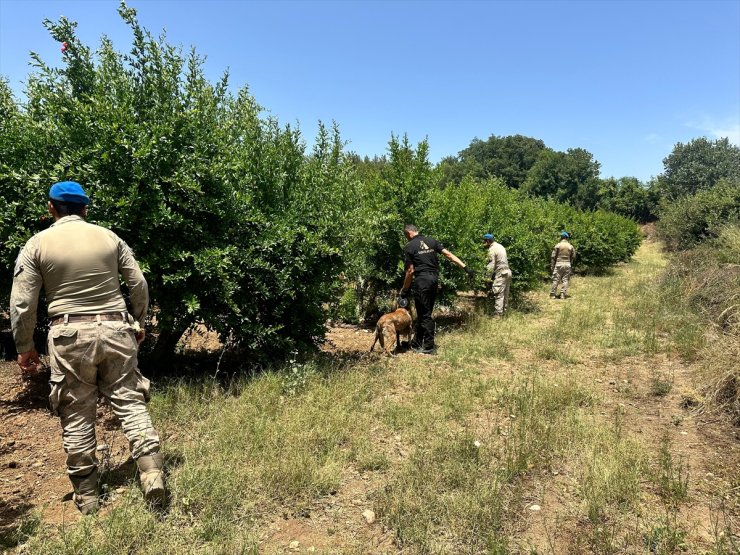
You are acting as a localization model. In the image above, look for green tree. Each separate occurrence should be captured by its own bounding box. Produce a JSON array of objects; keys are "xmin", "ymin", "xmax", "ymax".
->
[
  {"xmin": 440, "ymin": 134, "xmax": 547, "ymax": 188},
  {"xmin": 0, "ymin": 2, "xmax": 357, "ymax": 365},
  {"xmin": 437, "ymin": 154, "xmax": 481, "ymax": 188},
  {"xmin": 597, "ymin": 177, "xmax": 656, "ymax": 222},
  {"xmin": 522, "ymin": 147, "xmax": 601, "ymax": 210},
  {"xmin": 340, "ymin": 135, "xmax": 434, "ymax": 320},
  {"xmin": 660, "ymin": 137, "xmax": 740, "ymax": 199},
  {"xmin": 657, "ymin": 178, "xmax": 740, "ymax": 250}
]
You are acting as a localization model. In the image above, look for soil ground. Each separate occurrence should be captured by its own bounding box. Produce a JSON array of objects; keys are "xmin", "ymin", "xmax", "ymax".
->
[{"xmin": 0, "ymin": 366, "xmax": 133, "ymax": 542}]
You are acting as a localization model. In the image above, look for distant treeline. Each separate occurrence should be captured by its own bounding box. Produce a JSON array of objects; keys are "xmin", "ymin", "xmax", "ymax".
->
[{"xmin": 350, "ymin": 134, "xmax": 739, "ymax": 225}]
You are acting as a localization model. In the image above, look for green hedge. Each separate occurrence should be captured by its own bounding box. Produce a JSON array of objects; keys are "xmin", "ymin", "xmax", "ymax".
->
[
  {"xmin": 419, "ymin": 178, "xmax": 642, "ymax": 299},
  {"xmin": 0, "ymin": 7, "xmax": 357, "ymax": 363},
  {"xmin": 657, "ymin": 179, "xmax": 740, "ymax": 251}
]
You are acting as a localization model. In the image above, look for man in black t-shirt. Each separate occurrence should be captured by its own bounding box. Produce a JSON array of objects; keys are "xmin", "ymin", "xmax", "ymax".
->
[{"xmin": 401, "ymin": 224, "xmax": 475, "ymax": 354}]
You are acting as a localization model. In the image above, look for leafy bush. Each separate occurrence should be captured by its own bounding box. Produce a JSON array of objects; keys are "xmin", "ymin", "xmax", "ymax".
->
[
  {"xmin": 340, "ymin": 136, "xmax": 435, "ymax": 320},
  {"xmin": 0, "ymin": 4, "xmax": 357, "ymax": 364},
  {"xmin": 597, "ymin": 177, "xmax": 658, "ymax": 222},
  {"xmin": 420, "ymin": 178, "xmax": 642, "ymax": 300},
  {"xmin": 657, "ymin": 179, "xmax": 740, "ymax": 251}
]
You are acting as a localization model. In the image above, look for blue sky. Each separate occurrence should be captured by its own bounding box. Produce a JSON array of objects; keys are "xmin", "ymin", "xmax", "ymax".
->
[{"xmin": 1, "ymin": 0, "xmax": 738, "ymax": 182}]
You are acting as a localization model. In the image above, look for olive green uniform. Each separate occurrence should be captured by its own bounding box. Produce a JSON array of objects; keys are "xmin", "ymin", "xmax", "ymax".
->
[
  {"xmin": 487, "ymin": 242, "xmax": 512, "ymax": 316},
  {"xmin": 10, "ymin": 216, "xmax": 160, "ymax": 479},
  {"xmin": 550, "ymin": 239, "xmax": 576, "ymax": 297}
]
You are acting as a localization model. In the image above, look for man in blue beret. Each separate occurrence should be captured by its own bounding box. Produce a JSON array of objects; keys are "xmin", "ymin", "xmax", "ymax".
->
[
  {"xmin": 550, "ymin": 231, "xmax": 576, "ymax": 299},
  {"xmin": 10, "ymin": 181, "xmax": 165, "ymax": 514},
  {"xmin": 483, "ymin": 233, "xmax": 512, "ymax": 317}
]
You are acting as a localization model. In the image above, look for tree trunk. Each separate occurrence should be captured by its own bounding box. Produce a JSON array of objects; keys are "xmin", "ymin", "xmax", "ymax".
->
[{"xmin": 140, "ymin": 321, "xmax": 190, "ymax": 374}]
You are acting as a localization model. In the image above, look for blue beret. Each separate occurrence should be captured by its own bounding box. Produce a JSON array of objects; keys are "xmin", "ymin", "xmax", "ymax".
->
[
  {"xmin": 560, "ymin": 231, "xmax": 570, "ymax": 238},
  {"xmin": 483, "ymin": 233, "xmax": 494, "ymax": 241},
  {"xmin": 49, "ymin": 181, "xmax": 90, "ymax": 205}
]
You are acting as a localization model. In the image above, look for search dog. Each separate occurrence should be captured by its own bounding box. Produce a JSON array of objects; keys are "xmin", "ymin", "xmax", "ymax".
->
[{"xmin": 369, "ymin": 306, "xmax": 413, "ymax": 356}]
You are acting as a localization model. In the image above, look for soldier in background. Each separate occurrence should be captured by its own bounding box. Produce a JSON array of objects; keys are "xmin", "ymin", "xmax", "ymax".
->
[
  {"xmin": 10, "ymin": 181, "xmax": 165, "ymax": 514},
  {"xmin": 550, "ymin": 231, "xmax": 576, "ymax": 299},
  {"xmin": 483, "ymin": 233, "xmax": 512, "ymax": 317}
]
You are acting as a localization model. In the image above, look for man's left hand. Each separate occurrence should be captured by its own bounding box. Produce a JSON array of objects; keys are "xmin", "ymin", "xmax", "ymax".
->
[{"xmin": 17, "ymin": 349, "xmax": 41, "ymax": 374}]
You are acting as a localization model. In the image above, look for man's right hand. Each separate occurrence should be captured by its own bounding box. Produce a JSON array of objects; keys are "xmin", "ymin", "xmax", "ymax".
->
[{"xmin": 17, "ymin": 349, "xmax": 41, "ymax": 374}]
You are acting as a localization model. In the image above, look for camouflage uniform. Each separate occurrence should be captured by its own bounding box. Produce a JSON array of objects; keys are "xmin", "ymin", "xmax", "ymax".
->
[
  {"xmin": 10, "ymin": 215, "xmax": 163, "ymax": 513},
  {"xmin": 550, "ymin": 239, "xmax": 576, "ymax": 298},
  {"xmin": 486, "ymin": 242, "xmax": 512, "ymax": 316}
]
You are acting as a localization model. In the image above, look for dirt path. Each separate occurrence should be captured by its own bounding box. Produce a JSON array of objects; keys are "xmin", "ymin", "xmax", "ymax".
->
[{"xmin": 0, "ymin": 364, "xmax": 133, "ymax": 545}]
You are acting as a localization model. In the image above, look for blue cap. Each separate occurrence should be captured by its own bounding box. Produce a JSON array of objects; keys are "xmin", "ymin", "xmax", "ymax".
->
[
  {"xmin": 49, "ymin": 181, "xmax": 90, "ymax": 205},
  {"xmin": 483, "ymin": 233, "xmax": 494, "ymax": 241},
  {"xmin": 560, "ymin": 231, "xmax": 570, "ymax": 238}
]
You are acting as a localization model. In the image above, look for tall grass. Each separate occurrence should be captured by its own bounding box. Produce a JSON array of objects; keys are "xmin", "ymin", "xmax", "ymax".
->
[{"xmin": 663, "ymin": 225, "xmax": 740, "ymax": 424}]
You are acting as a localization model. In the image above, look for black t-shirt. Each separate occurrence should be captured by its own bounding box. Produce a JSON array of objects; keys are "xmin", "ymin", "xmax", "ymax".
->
[{"xmin": 404, "ymin": 234, "xmax": 444, "ymax": 276}]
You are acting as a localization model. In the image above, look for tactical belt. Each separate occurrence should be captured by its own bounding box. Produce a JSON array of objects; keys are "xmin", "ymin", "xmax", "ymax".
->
[{"xmin": 50, "ymin": 313, "xmax": 127, "ymax": 326}]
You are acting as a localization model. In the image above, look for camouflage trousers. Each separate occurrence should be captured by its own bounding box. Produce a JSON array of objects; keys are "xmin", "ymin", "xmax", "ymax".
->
[
  {"xmin": 550, "ymin": 264, "xmax": 572, "ymax": 296},
  {"xmin": 490, "ymin": 270, "xmax": 512, "ymax": 316},
  {"xmin": 47, "ymin": 315, "xmax": 160, "ymax": 476}
]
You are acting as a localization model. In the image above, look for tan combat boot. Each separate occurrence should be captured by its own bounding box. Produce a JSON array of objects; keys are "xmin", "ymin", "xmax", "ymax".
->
[
  {"xmin": 70, "ymin": 469, "xmax": 99, "ymax": 515},
  {"xmin": 137, "ymin": 452, "xmax": 166, "ymax": 507}
]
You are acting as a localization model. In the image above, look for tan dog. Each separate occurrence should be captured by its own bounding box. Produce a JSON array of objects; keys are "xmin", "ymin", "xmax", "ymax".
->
[{"xmin": 369, "ymin": 307, "xmax": 413, "ymax": 356}]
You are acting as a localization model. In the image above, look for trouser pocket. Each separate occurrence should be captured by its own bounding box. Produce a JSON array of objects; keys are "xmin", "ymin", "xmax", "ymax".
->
[{"xmin": 49, "ymin": 372, "xmax": 66, "ymax": 416}]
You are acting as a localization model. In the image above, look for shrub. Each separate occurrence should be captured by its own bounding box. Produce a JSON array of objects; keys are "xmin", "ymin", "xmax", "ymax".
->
[
  {"xmin": 420, "ymin": 179, "xmax": 642, "ymax": 301},
  {"xmin": 0, "ymin": 4, "xmax": 357, "ymax": 365},
  {"xmin": 657, "ymin": 179, "xmax": 740, "ymax": 251}
]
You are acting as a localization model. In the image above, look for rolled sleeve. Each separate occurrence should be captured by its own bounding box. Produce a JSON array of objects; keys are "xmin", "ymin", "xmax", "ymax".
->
[
  {"xmin": 117, "ymin": 238, "xmax": 149, "ymax": 327},
  {"xmin": 10, "ymin": 239, "xmax": 43, "ymax": 353}
]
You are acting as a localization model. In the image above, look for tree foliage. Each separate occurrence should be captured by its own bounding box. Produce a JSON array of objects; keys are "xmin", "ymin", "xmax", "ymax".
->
[
  {"xmin": 439, "ymin": 134, "xmax": 546, "ymax": 188},
  {"xmin": 598, "ymin": 177, "xmax": 657, "ymax": 222},
  {"xmin": 659, "ymin": 137, "xmax": 740, "ymax": 200},
  {"xmin": 657, "ymin": 179, "xmax": 740, "ymax": 251},
  {"xmin": 522, "ymin": 147, "xmax": 601, "ymax": 210},
  {"xmin": 421, "ymin": 179, "xmax": 642, "ymax": 302},
  {"xmin": 0, "ymin": 3, "xmax": 357, "ymax": 364}
]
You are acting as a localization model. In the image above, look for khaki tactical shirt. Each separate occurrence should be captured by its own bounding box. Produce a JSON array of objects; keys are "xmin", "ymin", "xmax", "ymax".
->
[
  {"xmin": 10, "ymin": 216, "xmax": 148, "ymax": 353},
  {"xmin": 551, "ymin": 239, "xmax": 576, "ymax": 267},
  {"xmin": 486, "ymin": 242, "xmax": 510, "ymax": 275}
]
